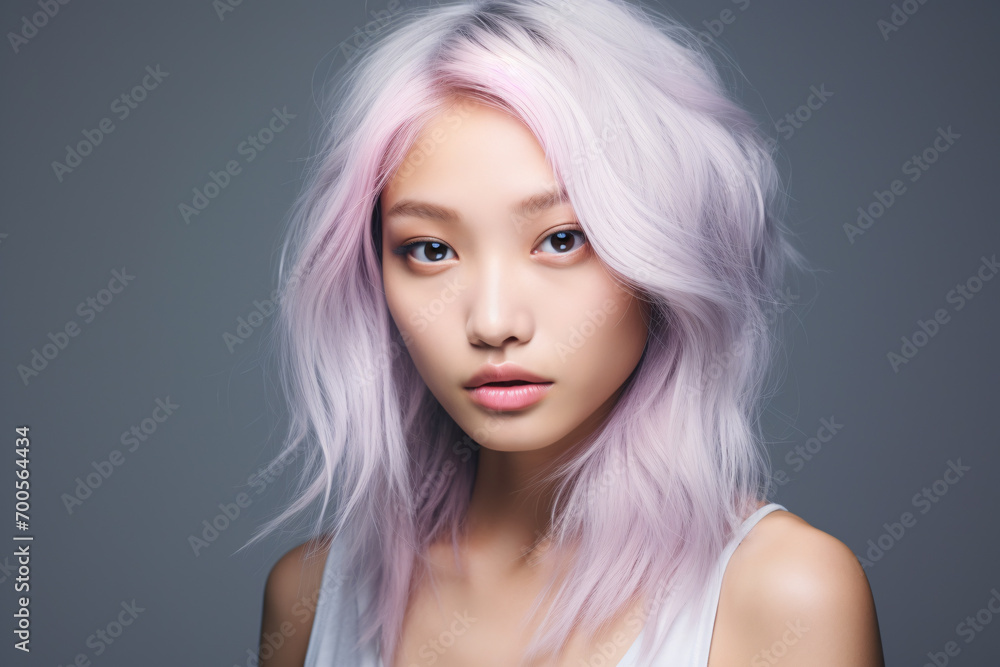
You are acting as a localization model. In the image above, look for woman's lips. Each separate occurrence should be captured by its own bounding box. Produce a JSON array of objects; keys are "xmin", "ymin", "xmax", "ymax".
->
[{"xmin": 465, "ymin": 381, "xmax": 553, "ymax": 411}]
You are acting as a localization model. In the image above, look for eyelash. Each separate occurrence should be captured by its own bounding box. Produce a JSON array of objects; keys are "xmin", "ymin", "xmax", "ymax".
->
[{"xmin": 392, "ymin": 228, "xmax": 588, "ymax": 263}]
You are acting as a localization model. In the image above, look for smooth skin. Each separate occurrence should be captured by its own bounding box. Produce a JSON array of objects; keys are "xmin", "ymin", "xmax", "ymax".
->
[{"xmin": 259, "ymin": 97, "xmax": 885, "ymax": 666}]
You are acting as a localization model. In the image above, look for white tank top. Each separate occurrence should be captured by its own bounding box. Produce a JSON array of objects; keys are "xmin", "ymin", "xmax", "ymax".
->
[{"xmin": 303, "ymin": 502, "xmax": 788, "ymax": 667}]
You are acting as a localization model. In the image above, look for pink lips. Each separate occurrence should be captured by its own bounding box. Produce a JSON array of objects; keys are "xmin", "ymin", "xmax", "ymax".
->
[
  {"xmin": 466, "ymin": 381, "xmax": 553, "ymax": 411},
  {"xmin": 464, "ymin": 363, "xmax": 554, "ymax": 411}
]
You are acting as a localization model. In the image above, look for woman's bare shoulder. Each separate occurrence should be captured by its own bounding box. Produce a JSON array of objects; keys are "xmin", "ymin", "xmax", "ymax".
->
[
  {"xmin": 259, "ymin": 535, "xmax": 336, "ymax": 667},
  {"xmin": 709, "ymin": 509, "xmax": 885, "ymax": 667}
]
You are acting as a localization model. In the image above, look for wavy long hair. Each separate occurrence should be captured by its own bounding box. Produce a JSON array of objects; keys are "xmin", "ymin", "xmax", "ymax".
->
[{"xmin": 246, "ymin": 1, "xmax": 809, "ymax": 664}]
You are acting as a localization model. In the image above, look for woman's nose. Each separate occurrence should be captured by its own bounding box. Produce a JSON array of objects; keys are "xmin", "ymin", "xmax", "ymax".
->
[{"xmin": 464, "ymin": 258, "xmax": 534, "ymax": 349}]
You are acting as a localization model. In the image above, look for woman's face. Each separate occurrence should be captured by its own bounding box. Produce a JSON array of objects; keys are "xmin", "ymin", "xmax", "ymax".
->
[{"xmin": 380, "ymin": 98, "xmax": 649, "ymax": 455}]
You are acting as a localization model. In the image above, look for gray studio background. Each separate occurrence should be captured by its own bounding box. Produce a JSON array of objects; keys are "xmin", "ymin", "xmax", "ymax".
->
[{"xmin": 2, "ymin": 0, "xmax": 998, "ymax": 665}]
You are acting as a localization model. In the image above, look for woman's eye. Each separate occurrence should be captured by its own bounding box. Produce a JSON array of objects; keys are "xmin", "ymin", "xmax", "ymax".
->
[
  {"xmin": 397, "ymin": 241, "xmax": 455, "ymax": 263},
  {"xmin": 537, "ymin": 229, "xmax": 586, "ymax": 254},
  {"xmin": 394, "ymin": 231, "xmax": 585, "ymax": 263}
]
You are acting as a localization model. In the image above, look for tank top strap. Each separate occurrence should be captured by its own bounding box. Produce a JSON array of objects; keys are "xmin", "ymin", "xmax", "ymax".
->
[
  {"xmin": 727, "ymin": 503, "xmax": 787, "ymax": 553},
  {"xmin": 310, "ymin": 505, "xmax": 789, "ymax": 667},
  {"xmin": 303, "ymin": 532, "xmax": 381, "ymax": 667},
  {"xmin": 691, "ymin": 502, "xmax": 788, "ymax": 665}
]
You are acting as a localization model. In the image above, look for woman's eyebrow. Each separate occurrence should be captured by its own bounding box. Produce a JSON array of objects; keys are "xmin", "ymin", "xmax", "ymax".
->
[
  {"xmin": 383, "ymin": 199, "xmax": 459, "ymax": 223},
  {"xmin": 512, "ymin": 185, "xmax": 570, "ymax": 219},
  {"xmin": 384, "ymin": 185, "xmax": 569, "ymax": 224}
]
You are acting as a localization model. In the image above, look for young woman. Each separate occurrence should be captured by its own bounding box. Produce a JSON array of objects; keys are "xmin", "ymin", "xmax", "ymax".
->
[{"xmin": 251, "ymin": 1, "xmax": 885, "ymax": 665}]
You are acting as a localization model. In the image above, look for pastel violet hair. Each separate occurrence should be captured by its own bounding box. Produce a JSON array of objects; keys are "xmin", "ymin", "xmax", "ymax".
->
[{"xmin": 246, "ymin": 0, "xmax": 809, "ymax": 664}]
